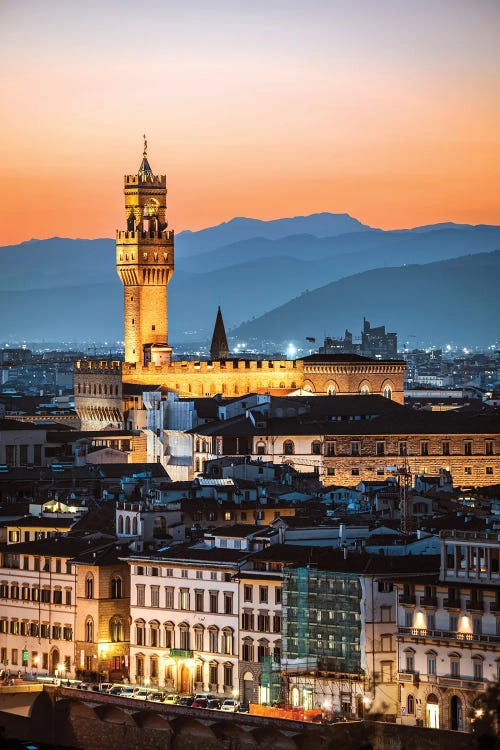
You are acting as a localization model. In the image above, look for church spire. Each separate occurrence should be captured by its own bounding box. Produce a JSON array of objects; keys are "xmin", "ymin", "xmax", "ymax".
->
[{"xmin": 210, "ymin": 306, "xmax": 230, "ymax": 361}]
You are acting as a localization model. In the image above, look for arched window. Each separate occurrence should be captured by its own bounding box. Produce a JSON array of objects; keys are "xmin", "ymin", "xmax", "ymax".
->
[
  {"xmin": 179, "ymin": 622, "xmax": 190, "ymax": 650},
  {"xmin": 283, "ymin": 440, "xmax": 294, "ymax": 456},
  {"xmin": 85, "ymin": 617, "xmax": 94, "ymax": 643},
  {"xmin": 311, "ymin": 441, "xmax": 321, "ymax": 455},
  {"xmin": 110, "ymin": 616, "xmax": 123, "ymax": 643},
  {"xmin": 195, "ymin": 458, "xmax": 200, "ymax": 473},
  {"xmin": 135, "ymin": 620, "xmax": 145, "ymax": 646},
  {"xmin": 85, "ymin": 575, "xmax": 94, "ymax": 600},
  {"xmin": 359, "ymin": 384, "xmax": 370, "ymax": 395},
  {"xmin": 256, "ymin": 441, "xmax": 266, "ymax": 455},
  {"xmin": 383, "ymin": 385, "xmax": 392, "ymax": 399},
  {"xmin": 149, "ymin": 620, "xmax": 160, "ymax": 648},
  {"xmin": 194, "ymin": 624, "xmax": 204, "ymax": 652},
  {"xmin": 208, "ymin": 626, "xmax": 219, "ymax": 653},
  {"xmin": 111, "ymin": 577, "xmax": 122, "ymax": 599},
  {"xmin": 407, "ymin": 694, "xmax": 415, "ymax": 715},
  {"xmin": 222, "ymin": 627, "xmax": 234, "ymax": 655},
  {"xmin": 327, "ymin": 383, "xmax": 337, "ymax": 396},
  {"xmin": 125, "ymin": 517, "xmax": 131, "ymax": 535},
  {"xmin": 242, "ymin": 638, "xmax": 254, "ymax": 662},
  {"xmin": 132, "ymin": 516, "xmax": 138, "ymax": 535},
  {"xmin": 164, "ymin": 621, "xmax": 174, "ymax": 648},
  {"xmin": 117, "ymin": 516, "xmax": 124, "ymax": 534}
]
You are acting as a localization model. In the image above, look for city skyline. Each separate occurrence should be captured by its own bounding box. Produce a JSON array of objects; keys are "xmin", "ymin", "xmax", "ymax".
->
[{"xmin": 1, "ymin": 0, "xmax": 500, "ymax": 246}]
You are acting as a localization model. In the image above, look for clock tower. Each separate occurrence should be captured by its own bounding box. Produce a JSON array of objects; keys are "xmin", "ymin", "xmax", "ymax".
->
[{"xmin": 116, "ymin": 139, "xmax": 174, "ymax": 365}]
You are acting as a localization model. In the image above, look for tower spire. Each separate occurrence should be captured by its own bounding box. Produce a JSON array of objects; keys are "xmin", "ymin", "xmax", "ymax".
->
[
  {"xmin": 210, "ymin": 306, "xmax": 230, "ymax": 361},
  {"xmin": 138, "ymin": 134, "xmax": 154, "ymax": 182}
]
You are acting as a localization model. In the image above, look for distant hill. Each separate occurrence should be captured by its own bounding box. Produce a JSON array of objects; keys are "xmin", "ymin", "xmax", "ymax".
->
[
  {"xmin": 232, "ymin": 250, "xmax": 500, "ymax": 347},
  {"xmin": 0, "ymin": 214, "xmax": 499, "ymax": 343}
]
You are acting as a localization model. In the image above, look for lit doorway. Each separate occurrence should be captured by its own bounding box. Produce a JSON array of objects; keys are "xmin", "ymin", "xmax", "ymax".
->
[{"xmin": 426, "ymin": 694, "xmax": 439, "ymax": 729}]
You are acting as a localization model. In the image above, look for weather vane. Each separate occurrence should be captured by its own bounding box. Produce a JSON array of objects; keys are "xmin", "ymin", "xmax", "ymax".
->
[{"xmin": 143, "ymin": 134, "xmax": 147, "ymax": 155}]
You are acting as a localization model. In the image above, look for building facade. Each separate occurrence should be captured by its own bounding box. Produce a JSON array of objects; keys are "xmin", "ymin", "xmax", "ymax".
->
[{"xmin": 396, "ymin": 530, "xmax": 500, "ymax": 732}]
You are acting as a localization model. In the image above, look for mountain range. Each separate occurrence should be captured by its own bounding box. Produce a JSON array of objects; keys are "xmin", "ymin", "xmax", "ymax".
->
[{"xmin": 0, "ymin": 213, "xmax": 499, "ymax": 345}]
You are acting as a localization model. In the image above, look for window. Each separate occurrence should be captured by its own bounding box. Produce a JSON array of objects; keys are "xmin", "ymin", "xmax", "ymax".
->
[
  {"xmin": 485, "ymin": 440, "xmax": 493, "ymax": 456},
  {"xmin": 383, "ymin": 385, "xmax": 392, "ymax": 400},
  {"xmin": 473, "ymin": 617, "xmax": 482, "ymax": 635},
  {"xmin": 209, "ymin": 662, "xmax": 218, "ymax": 685},
  {"xmin": 399, "ymin": 441, "xmax": 407, "ymax": 456},
  {"xmin": 135, "ymin": 621, "xmax": 145, "ymax": 646},
  {"xmin": 256, "ymin": 442, "xmax": 266, "ymax": 455},
  {"xmin": 427, "ymin": 613, "xmax": 435, "ymax": 631},
  {"xmin": 136, "ymin": 655, "xmax": 144, "ymax": 677},
  {"xmin": 473, "ymin": 659, "xmax": 483, "ymax": 681},
  {"xmin": 224, "ymin": 593, "xmax": 233, "ymax": 615},
  {"xmin": 209, "ymin": 592, "xmax": 218, "ymax": 613},
  {"xmin": 223, "ymin": 663, "xmax": 233, "ymax": 687},
  {"xmin": 85, "ymin": 618, "xmax": 94, "ymax": 643},
  {"xmin": 352, "ymin": 468, "xmax": 360, "ymax": 476},
  {"xmin": 257, "ymin": 614, "xmax": 270, "ymax": 632},
  {"xmin": 181, "ymin": 569, "xmax": 188, "ymax": 579},
  {"xmin": 486, "ymin": 466, "xmax": 493, "ymax": 475},
  {"xmin": 222, "ymin": 629, "xmax": 233, "ymax": 655},
  {"xmin": 450, "ymin": 614, "xmax": 458, "ymax": 632},
  {"xmin": 111, "ymin": 577, "xmax": 122, "ymax": 599},
  {"xmin": 180, "ymin": 590, "xmax": 189, "ymax": 610},
  {"xmin": 136, "ymin": 585, "xmax": 145, "ymax": 606},
  {"xmin": 242, "ymin": 641, "xmax": 253, "ymax": 661},
  {"xmin": 464, "ymin": 467, "xmax": 472, "ymax": 475},
  {"xmin": 442, "ymin": 441, "xmax": 450, "ymax": 456},
  {"xmin": 244, "ymin": 585, "xmax": 253, "ymax": 602},
  {"xmin": 165, "ymin": 587, "xmax": 174, "ymax": 609},
  {"xmin": 351, "ymin": 441, "xmax": 360, "ymax": 457},
  {"xmin": 195, "ymin": 591, "xmax": 204, "ymax": 612},
  {"xmin": 311, "ymin": 441, "xmax": 321, "ymax": 455},
  {"xmin": 380, "ymin": 635, "xmax": 392, "ymax": 652},
  {"xmin": 404, "ymin": 610, "xmax": 413, "ymax": 628},
  {"xmin": 110, "ymin": 617, "xmax": 123, "ymax": 643},
  {"xmin": 326, "ymin": 466, "xmax": 336, "ymax": 476},
  {"xmin": 179, "ymin": 627, "xmax": 190, "ymax": 650},
  {"xmin": 259, "ymin": 586, "xmax": 268, "ymax": 604},
  {"xmin": 450, "ymin": 657, "xmax": 460, "ymax": 677},
  {"xmin": 407, "ymin": 694, "xmax": 415, "ymax": 715},
  {"xmin": 275, "ymin": 587, "xmax": 282, "ymax": 604},
  {"xmin": 283, "ymin": 440, "xmax": 294, "ymax": 456},
  {"xmin": 325, "ymin": 441, "xmax": 335, "ymax": 457},
  {"xmin": 85, "ymin": 576, "xmax": 94, "ymax": 599},
  {"xmin": 427, "ymin": 655, "xmax": 436, "ymax": 675},
  {"xmin": 420, "ymin": 441, "xmax": 429, "ymax": 456},
  {"xmin": 376, "ymin": 442, "xmax": 385, "ymax": 457},
  {"xmin": 273, "ymin": 614, "xmax": 282, "ymax": 632},
  {"xmin": 195, "ymin": 627, "xmax": 204, "ymax": 651},
  {"xmin": 464, "ymin": 441, "xmax": 472, "ymax": 456},
  {"xmin": 150, "ymin": 586, "xmax": 160, "ymax": 608},
  {"xmin": 405, "ymin": 652, "xmax": 415, "ymax": 673},
  {"xmin": 242, "ymin": 612, "xmax": 254, "ymax": 630},
  {"xmin": 209, "ymin": 628, "xmax": 219, "ymax": 653},
  {"xmin": 380, "ymin": 606, "xmax": 392, "ymax": 623},
  {"xmin": 11, "ymin": 649, "xmax": 18, "ymax": 666},
  {"xmin": 164, "ymin": 624, "xmax": 174, "ymax": 648},
  {"xmin": 196, "ymin": 570, "xmax": 203, "ymax": 580},
  {"xmin": 210, "ymin": 571, "xmax": 217, "ymax": 581},
  {"xmin": 53, "ymin": 589, "xmax": 62, "ymax": 605}
]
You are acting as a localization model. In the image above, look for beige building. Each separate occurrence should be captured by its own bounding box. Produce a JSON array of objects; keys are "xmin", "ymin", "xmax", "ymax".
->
[
  {"xmin": 72, "ymin": 544, "xmax": 131, "ymax": 683},
  {"xmin": 396, "ymin": 530, "xmax": 500, "ymax": 732}
]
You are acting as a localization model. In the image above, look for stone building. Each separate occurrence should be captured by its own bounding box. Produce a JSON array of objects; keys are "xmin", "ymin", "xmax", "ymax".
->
[
  {"xmin": 191, "ymin": 395, "xmax": 499, "ymax": 487},
  {"xmin": 72, "ymin": 543, "xmax": 131, "ymax": 683},
  {"xmin": 74, "ymin": 147, "xmax": 406, "ymax": 431},
  {"xmin": 396, "ymin": 529, "xmax": 500, "ymax": 732}
]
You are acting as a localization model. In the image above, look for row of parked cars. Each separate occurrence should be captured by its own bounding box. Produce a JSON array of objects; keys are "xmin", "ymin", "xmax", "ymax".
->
[{"xmin": 75, "ymin": 683, "xmax": 247, "ymax": 712}]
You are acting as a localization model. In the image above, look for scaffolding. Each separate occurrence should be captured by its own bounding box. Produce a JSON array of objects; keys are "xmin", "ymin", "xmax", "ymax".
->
[{"xmin": 281, "ymin": 565, "xmax": 365, "ymax": 714}]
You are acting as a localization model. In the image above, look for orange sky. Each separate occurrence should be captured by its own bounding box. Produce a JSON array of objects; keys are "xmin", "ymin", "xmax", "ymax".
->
[{"xmin": 1, "ymin": 0, "xmax": 499, "ymax": 246}]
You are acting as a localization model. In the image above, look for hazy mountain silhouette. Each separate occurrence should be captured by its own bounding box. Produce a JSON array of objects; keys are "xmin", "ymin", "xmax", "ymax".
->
[
  {"xmin": 0, "ymin": 214, "xmax": 498, "ymax": 344},
  {"xmin": 232, "ymin": 250, "xmax": 500, "ymax": 347}
]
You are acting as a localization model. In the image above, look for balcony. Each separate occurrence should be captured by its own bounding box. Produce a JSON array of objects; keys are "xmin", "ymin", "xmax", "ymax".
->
[
  {"xmin": 419, "ymin": 597, "xmax": 438, "ymax": 608},
  {"xmin": 466, "ymin": 599, "xmax": 484, "ymax": 612},
  {"xmin": 398, "ymin": 671, "xmax": 420, "ymax": 684},
  {"xmin": 443, "ymin": 598, "xmax": 461, "ymax": 610},
  {"xmin": 398, "ymin": 594, "xmax": 416, "ymax": 605},
  {"xmin": 420, "ymin": 674, "xmax": 488, "ymax": 691},
  {"xmin": 398, "ymin": 626, "xmax": 500, "ymax": 646}
]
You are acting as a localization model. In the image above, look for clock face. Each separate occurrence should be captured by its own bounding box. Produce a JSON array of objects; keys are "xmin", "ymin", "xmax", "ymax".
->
[{"xmin": 144, "ymin": 198, "xmax": 159, "ymax": 217}]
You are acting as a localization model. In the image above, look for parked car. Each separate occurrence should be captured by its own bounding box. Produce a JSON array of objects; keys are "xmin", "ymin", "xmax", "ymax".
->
[
  {"xmin": 191, "ymin": 698, "xmax": 208, "ymax": 709},
  {"xmin": 148, "ymin": 692, "xmax": 165, "ymax": 703},
  {"xmin": 221, "ymin": 699, "xmax": 239, "ymax": 712},
  {"xmin": 207, "ymin": 699, "xmax": 221, "ymax": 710},
  {"xmin": 177, "ymin": 696, "xmax": 194, "ymax": 707},
  {"xmin": 120, "ymin": 686, "xmax": 139, "ymax": 698},
  {"xmin": 237, "ymin": 703, "xmax": 250, "ymax": 713},
  {"xmin": 77, "ymin": 683, "xmax": 90, "ymax": 691},
  {"xmin": 109, "ymin": 685, "xmax": 124, "ymax": 696},
  {"xmin": 98, "ymin": 683, "xmax": 113, "ymax": 693},
  {"xmin": 133, "ymin": 689, "xmax": 150, "ymax": 700},
  {"xmin": 164, "ymin": 693, "xmax": 180, "ymax": 705},
  {"xmin": 194, "ymin": 692, "xmax": 210, "ymax": 700}
]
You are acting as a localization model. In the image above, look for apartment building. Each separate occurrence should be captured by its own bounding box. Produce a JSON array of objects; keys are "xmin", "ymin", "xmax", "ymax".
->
[
  {"xmin": 396, "ymin": 530, "xmax": 500, "ymax": 731},
  {"xmin": 125, "ymin": 526, "xmax": 278, "ymax": 695}
]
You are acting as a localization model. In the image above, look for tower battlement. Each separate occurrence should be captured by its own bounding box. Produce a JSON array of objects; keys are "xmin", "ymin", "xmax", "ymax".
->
[
  {"xmin": 124, "ymin": 173, "xmax": 166, "ymax": 187},
  {"xmin": 116, "ymin": 229, "xmax": 175, "ymax": 243}
]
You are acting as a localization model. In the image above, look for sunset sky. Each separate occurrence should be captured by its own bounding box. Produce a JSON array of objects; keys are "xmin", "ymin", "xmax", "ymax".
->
[{"xmin": 1, "ymin": 0, "xmax": 499, "ymax": 246}]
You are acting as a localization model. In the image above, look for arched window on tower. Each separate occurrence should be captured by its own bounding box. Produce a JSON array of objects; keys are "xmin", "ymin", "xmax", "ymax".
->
[{"xmin": 384, "ymin": 385, "xmax": 392, "ymax": 399}]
